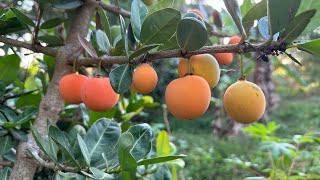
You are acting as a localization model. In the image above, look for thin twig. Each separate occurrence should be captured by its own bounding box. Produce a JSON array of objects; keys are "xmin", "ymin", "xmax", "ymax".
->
[
  {"xmin": 162, "ymin": 104, "xmax": 171, "ymax": 136},
  {"xmin": 0, "ymin": 0, "xmax": 18, "ymax": 10},
  {"xmin": 33, "ymin": 4, "xmax": 44, "ymax": 45},
  {"xmin": 99, "ymin": 1, "xmax": 131, "ymax": 17},
  {"xmin": 0, "ymin": 160, "xmax": 14, "ymax": 167}
]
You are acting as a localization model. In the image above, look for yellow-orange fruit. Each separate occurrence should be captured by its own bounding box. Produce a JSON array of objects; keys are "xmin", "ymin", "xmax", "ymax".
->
[
  {"xmin": 214, "ymin": 53, "xmax": 233, "ymax": 65},
  {"xmin": 178, "ymin": 54, "xmax": 220, "ymax": 88},
  {"xmin": 59, "ymin": 73, "xmax": 88, "ymax": 104},
  {"xmin": 81, "ymin": 77, "xmax": 119, "ymax": 111},
  {"xmin": 165, "ymin": 75, "xmax": 211, "ymax": 120},
  {"xmin": 132, "ymin": 63, "xmax": 158, "ymax": 94},
  {"xmin": 229, "ymin": 35, "xmax": 241, "ymax": 44},
  {"xmin": 223, "ymin": 80, "xmax": 266, "ymax": 124},
  {"xmin": 191, "ymin": 9, "xmax": 204, "ymax": 20}
]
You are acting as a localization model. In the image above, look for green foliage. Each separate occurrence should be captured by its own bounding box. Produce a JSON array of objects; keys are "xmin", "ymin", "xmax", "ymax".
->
[
  {"xmin": 0, "ymin": 55, "xmax": 21, "ymax": 85},
  {"xmin": 109, "ymin": 64, "xmax": 132, "ymax": 94}
]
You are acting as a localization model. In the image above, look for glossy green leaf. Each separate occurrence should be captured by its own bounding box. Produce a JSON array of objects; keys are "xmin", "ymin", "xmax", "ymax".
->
[
  {"xmin": 171, "ymin": 165, "xmax": 178, "ymax": 180},
  {"xmin": 84, "ymin": 118, "xmax": 121, "ymax": 164},
  {"xmin": 0, "ymin": 106, "xmax": 17, "ymax": 122},
  {"xmin": 0, "ymin": 17, "xmax": 26, "ymax": 35},
  {"xmin": 38, "ymin": 35, "xmax": 64, "ymax": 46},
  {"xmin": 148, "ymin": 0, "xmax": 174, "ymax": 15},
  {"xmin": 110, "ymin": 64, "xmax": 132, "ymax": 94},
  {"xmin": 129, "ymin": 44, "xmax": 160, "ymax": 60},
  {"xmin": 78, "ymin": 34, "xmax": 98, "ymax": 58},
  {"xmin": 156, "ymin": 130, "xmax": 170, "ymax": 156},
  {"xmin": 52, "ymin": 0, "xmax": 84, "ymax": 9},
  {"xmin": 223, "ymin": 0, "xmax": 246, "ymax": 37},
  {"xmin": 137, "ymin": 154, "xmax": 187, "ymax": 166},
  {"xmin": 295, "ymin": 38, "xmax": 320, "ymax": 57},
  {"xmin": 97, "ymin": 8, "xmax": 112, "ymax": 44},
  {"xmin": 258, "ymin": 16, "xmax": 270, "ymax": 40},
  {"xmin": 131, "ymin": 0, "xmax": 148, "ymax": 40},
  {"xmin": 155, "ymin": 165, "xmax": 171, "ymax": 180},
  {"xmin": 119, "ymin": 15, "xmax": 130, "ymax": 58},
  {"xmin": 127, "ymin": 123, "xmax": 153, "ymax": 160},
  {"xmin": 11, "ymin": 8, "xmax": 35, "ymax": 27},
  {"xmin": 95, "ymin": 29, "xmax": 111, "ymax": 53},
  {"xmin": 77, "ymin": 134, "xmax": 91, "ymax": 167},
  {"xmin": 118, "ymin": 132, "xmax": 137, "ymax": 171},
  {"xmin": 88, "ymin": 108, "xmax": 117, "ymax": 126},
  {"xmin": 268, "ymin": 0, "xmax": 301, "ymax": 34},
  {"xmin": 40, "ymin": 18, "xmax": 65, "ymax": 29},
  {"xmin": 0, "ymin": 135, "xmax": 13, "ymax": 155},
  {"xmin": 297, "ymin": 0, "xmax": 320, "ymax": 36},
  {"xmin": 241, "ymin": 0, "xmax": 253, "ymax": 16},
  {"xmin": 141, "ymin": 8, "xmax": 181, "ymax": 45},
  {"xmin": 10, "ymin": 129, "xmax": 27, "ymax": 142},
  {"xmin": 14, "ymin": 107, "xmax": 37, "ymax": 124},
  {"xmin": 0, "ymin": 54, "xmax": 21, "ymax": 85},
  {"xmin": 0, "ymin": 167, "xmax": 11, "ymax": 180},
  {"xmin": 280, "ymin": 10, "xmax": 316, "ymax": 43},
  {"xmin": 89, "ymin": 167, "xmax": 113, "ymax": 180},
  {"xmin": 0, "ymin": 82, "xmax": 6, "ymax": 98},
  {"xmin": 68, "ymin": 124, "xmax": 86, "ymax": 159},
  {"xmin": 176, "ymin": 17, "xmax": 207, "ymax": 51},
  {"xmin": 0, "ymin": 129, "xmax": 8, "ymax": 136},
  {"xmin": 242, "ymin": 0, "xmax": 267, "ymax": 34},
  {"xmin": 49, "ymin": 125, "xmax": 80, "ymax": 169},
  {"xmin": 54, "ymin": 171, "xmax": 86, "ymax": 180},
  {"xmin": 157, "ymin": 35, "xmax": 179, "ymax": 51}
]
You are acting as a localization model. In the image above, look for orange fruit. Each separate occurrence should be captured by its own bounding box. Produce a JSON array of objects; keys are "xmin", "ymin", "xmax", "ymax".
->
[
  {"xmin": 190, "ymin": 9, "xmax": 204, "ymax": 20},
  {"xmin": 178, "ymin": 54, "xmax": 220, "ymax": 88},
  {"xmin": 165, "ymin": 75, "xmax": 211, "ymax": 120},
  {"xmin": 59, "ymin": 73, "xmax": 88, "ymax": 104},
  {"xmin": 132, "ymin": 63, "xmax": 158, "ymax": 94},
  {"xmin": 214, "ymin": 53, "xmax": 233, "ymax": 65},
  {"xmin": 81, "ymin": 77, "xmax": 119, "ymax": 111},
  {"xmin": 229, "ymin": 35, "xmax": 241, "ymax": 44},
  {"xmin": 223, "ymin": 80, "xmax": 266, "ymax": 124}
]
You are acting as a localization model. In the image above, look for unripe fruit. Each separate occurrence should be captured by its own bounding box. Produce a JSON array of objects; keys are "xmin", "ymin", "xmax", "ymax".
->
[
  {"xmin": 81, "ymin": 77, "xmax": 119, "ymax": 111},
  {"xmin": 214, "ymin": 53, "xmax": 233, "ymax": 65},
  {"xmin": 229, "ymin": 35, "xmax": 241, "ymax": 44},
  {"xmin": 223, "ymin": 80, "xmax": 266, "ymax": 124},
  {"xmin": 132, "ymin": 63, "xmax": 158, "ymax": 94},
  {"xmin": 165, "ymin": 76, "xmax": 211, "ymax": 120},
  {"xmin": 178, "ymin": 54, "xmax": 220, "ymax": 88},
  {"xmin": 190, "ymin": 9, "xmax": 204, "ymax": 20},
  {"xmin": 59, "ymin": 73, "xmax": 88, "ymax": 104}
]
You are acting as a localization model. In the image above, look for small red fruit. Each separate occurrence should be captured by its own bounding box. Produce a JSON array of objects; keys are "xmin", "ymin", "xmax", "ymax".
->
[
  {"xmin": 59, "ymin": 73, "xmax": 88, "ymax": 104},
  {"xmin": 229, "ymin": 35, "xmax": 241, "ymax": 44}
]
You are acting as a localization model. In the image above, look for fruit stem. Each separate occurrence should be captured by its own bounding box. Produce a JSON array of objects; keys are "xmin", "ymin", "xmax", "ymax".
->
[
  {"xmin": 187, "ymin": 58, "xmax": 192, "ymax": 75},
  {"xmin": 239, "ymin": 54, "xmax": 245, "ymax": 80},
  {"xmin": 73, "ymin": 58, "xmax": 78, "ymax": 73},
  {"xmin": 97, "ymin": 59, "xmax": 102, "ymax": 77}
]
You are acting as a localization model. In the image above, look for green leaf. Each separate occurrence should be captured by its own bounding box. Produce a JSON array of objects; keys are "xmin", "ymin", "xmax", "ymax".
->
[
  {"xmin": 158, "ymin": 35, "xmax": 179, "ymax": 51},
  {"xmin": 129, "ymin": 44, "xmax": 160, "ymax": 60},
  {"xmin": 176, "ymin": 17, "xmax": 207, "ymax": 51},
  {"xmin": 96, "ymin": 29, "xmax": 111, "ymax": 53},
  {"xmin": 78, "ymin": 34, "xmax": 98, "ymax": 58},
  {"xmin": 68, "ymin": 124, "xmax": 86, "ymax": 159},
  {"xmin": 141, "ymin": 8, "xmax": 181, "ymax": 45},
  {"xmin": 97, "ymin": 8, "xmax": 112, "ymax": 45},
  {"xmin": 148, "ymin": 0, "xmax": 174, "ymax": 15},
  {"xmin": 88, "ymin": 108, "xmax": 117, "ymax": 126},
  {"xmin": 84, "ymin": 118, "xmax": 121, "ymax": 164},
  {"xmin": 0, "ymin": 129, "xmax": 8, "ymax": 136},
  {"xmin": 14, "ymin": 107, "xmax": 37, "ymax": 124},
  {"xmin": 137, "ymin": 154, "xmax": 187, "ymax": 166},
  {"xmin": 54, "ymin": 171, "xmax": 86, "ymax": 180},
  {"xmin": 0, "ymin": 82, "xmax": 6, "ymax": 98},
  {"xmin": 127, "ymin": 123, "xmax": 153, "ymax": 161},
  {"xmin": 241, "ymin": 0, "xmax": 253, "ymax": 16},
  {"xmin": 279, "ymin": 9, "xmax": 316, "ymax": 43},
  {"xmin": 155, "ymin": 165, "xmax": 172, "ymax": 180},
  {"xmin": 242, "ymin": 0, "xmax": 267, "ymax": 34},
  {"xmin": 0, "ymin": 135, "xmax": 13, "ymax": 155},
  {"xmin": 268, "ymin": 0, "xmax": 301, "ymax": 34},
  {"xmin": 119, "ymin": 15, "xmax": 130, "ymax": 58},
  {"xmin": 0, "ymin": 106, "xmax": 17, "ymax": 122},
  {"xmin": 77, "ymin": 134, "xmax": 91, "ymax": 167},
  {"xmin": 295, "ymin": 38, "xmax": 320, "ymax": 57},
  {"xmin": 156, "ymin": 130, "xmax": 170, "ymax": 156},
  {"xmin": 11, "ymin": 8, "xmax": 35, "ymax": 27},
  {"xmin": 40, "ymin": 18, "xmax": 65, "ymax": 29},
  {"xmin": 38, "ymin": 35, "xmax": 64, "ymax": 46},
  {"xmin": 0, "ymin": 167, "xmax": 11, "ymax": 180},
  {"xmin": 258, "ymin": 16, "xmax": 270, "ymax": 40},
  {"xmin": 52, "ymin": 0, "xmax": 84, "ymax": 9},
  {"xmin": 297, "ymin": 0, "xmax": 320, "ymax": 36},
  {"xmin": 89, "ymin": 167, "xmax": 113, "ymax": 180},
  {"xmin": 0, "ymin": 54, "xmax": 21, "ymax": 85},
  {"xmin": 49, "ymin": 125, "xmax": 80, "ymax": 169},
  {"xmin": 131, "ymin": 0, "xmax": 148, "ymax": 40},
  {"xmin": 0, "ymin": 17, "xmax": 26, "ymax": 35},
  {"xmin": 110, "ymin": 64, "xmax": 132, "ymax": 94},
  {"xmin": 10, "ymin": 129, "xmax": 27, "ymax": 142},
  {"xmin": 223, "ymin": 0, "xmax": 246, "ymax": 37},
  {"xmin": 118, "ymin": 132, "xmax": 137, "ymax": 171}
]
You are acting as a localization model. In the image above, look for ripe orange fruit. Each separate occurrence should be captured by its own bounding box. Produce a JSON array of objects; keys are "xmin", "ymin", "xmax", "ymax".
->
[
  {"xmin": 229, "ymin": 35, "xmax": 241, "ymax": 44},
  {"xmin": 214, "ymin": 53, "xmax": 233, "ymax": 65},
  {"xmin": 132, "ymin": 63, "xmax": 158, "ymax": 94},
  {"xmin": 81, "ymin": 77, "xmax": 119, "ymax": 111},
  {"xmin": 165, "ymin": 75, "xmax": 211, "ymax": 120},
  {"xmin": 223, "ymin": 80, "xmax": 266, "ymax": 124},
  {"xmin": 59, "ymin": 73, "xmax": 88, "ymax": 104},
  {"xmin": 178, "ymin": 54, "xmax": 220, "ymax": 88},
  {"xmin": 190, "ymin": 9, "xmax": 204, "ymax": 20}
]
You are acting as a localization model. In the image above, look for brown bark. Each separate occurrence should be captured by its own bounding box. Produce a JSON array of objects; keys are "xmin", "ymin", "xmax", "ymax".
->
[{"xmin": 9, "ymin": 1, "xmax": 97, "ymax": 179}]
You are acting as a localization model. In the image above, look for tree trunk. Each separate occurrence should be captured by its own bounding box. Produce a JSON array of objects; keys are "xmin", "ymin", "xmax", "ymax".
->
[{"xmin": 9, "ymin": 1, "xmax": 97, "ymax": 179}]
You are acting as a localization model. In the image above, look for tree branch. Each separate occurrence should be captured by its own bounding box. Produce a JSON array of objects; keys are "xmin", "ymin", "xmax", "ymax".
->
[
  {"xmin": 0, "ymin": 36, "xmax": 57, "ymax": 56},
  {"xmin": 72, "ymin": 42, "xmax": 286, "ymax": 67},
  {"xmin": 99, "ymin": 1, "xmax": 131, "ymax": 17},
  {"xmin": 0, "ymin": 160, "xmax": 14, "ymax": 167}
]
